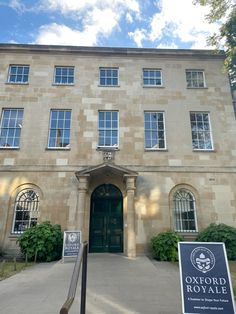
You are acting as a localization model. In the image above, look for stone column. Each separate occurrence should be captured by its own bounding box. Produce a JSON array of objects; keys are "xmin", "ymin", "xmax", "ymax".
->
[
  {"xmin": 76, "ymin": 174, "xmax": 89, "ymax": 232},
  {"xmin": 125, "ymin": 175, "xmax": 137, "ymax": 258}
]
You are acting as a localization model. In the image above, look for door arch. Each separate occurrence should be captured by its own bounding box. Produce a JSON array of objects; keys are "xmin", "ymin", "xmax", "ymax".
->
[{"xmin": 89, "ymin": 184, "xmax": 123, "ymax": 253}]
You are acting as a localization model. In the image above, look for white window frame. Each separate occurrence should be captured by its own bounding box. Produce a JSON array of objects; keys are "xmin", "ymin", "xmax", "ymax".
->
[
  {"xmin": 47, "ymin": 109, "xmax": 71, "ymax": 149},
  {"xmin": 190, "ymin": 112, "xmax": 214, "ymax": 151},
  {"xmin": 186, "ymin": 69, "xmax": 206, "ymax": 88},
  {"xmin": 143, "ymin": 69, "xmax": 163, "ymax": 87},
  {"xmin": 98, "ymin": 111, "xmax": 119, "ymax": 149},
  {"xmin": 0, "ymin": 108, "xmax": 24, "ymax": 148},
  {"xmin": 8, "ymin": 65, "xmax": 29, "ymax": 84},
  {"xmin": 173, "ymin": 189, "xmax": 198, "ymax": 233},
  {"xmin": 12, "ymin": 189, "xmax": 39, "ymax": 234},
  {"xmin": 99, "ymin": 67, "xmax": 119, "ymax": 86},
  {"xmin": 144, "ymin": 111, "xmax": 166, "ymax": 150},
  {"xmin": 53, "ymin": 66, "xmax": 74, "ymax": 85}
]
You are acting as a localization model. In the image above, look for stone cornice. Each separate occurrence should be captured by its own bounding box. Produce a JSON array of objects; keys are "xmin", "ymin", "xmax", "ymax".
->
[
  {"xmin": 0, "ymin": 43, "xmax": 225, "ymax": 59},
  {"xmin": 1, "ymin": 164, "xmax": 236, "ymax": 173}
]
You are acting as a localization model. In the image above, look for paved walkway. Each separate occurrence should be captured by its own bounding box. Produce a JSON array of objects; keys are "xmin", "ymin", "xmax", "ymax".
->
[{"xmin": 0, "ymin": 254, "xmax": 182, "ymax": 314}]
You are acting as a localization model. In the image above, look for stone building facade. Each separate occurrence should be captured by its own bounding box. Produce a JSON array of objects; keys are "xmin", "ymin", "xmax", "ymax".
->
[{"xmin": 0, "ymin": 44, "xmax": 235, "ymax": 257}]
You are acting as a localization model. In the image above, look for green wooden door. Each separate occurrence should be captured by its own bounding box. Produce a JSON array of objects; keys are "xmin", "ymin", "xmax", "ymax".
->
[{"xmin": 89, "ymin": 184, "xmax": 123, "ymax": 253}]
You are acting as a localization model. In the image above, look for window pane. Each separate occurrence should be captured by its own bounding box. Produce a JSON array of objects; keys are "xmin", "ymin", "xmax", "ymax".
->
[
  {"xmin": 99, "ymin": 68, "xmax": 118, "ymax": 86},
  {"xmin": 68, "ymin": 77, "xmax": 74, "ymax": 84},
  {"xmin": 55, "ymin": 76, "xmax": 60, "ymax": 83},
  {"xmin": 105, "ymin": 120, "xmax": 111, "ymax": 128},
  {"xmin": 0, "ymin": 109, "xmax": 23, "ymax": 148},
  {"xmin": 8, "ymin": 66, "xmax": 29, "ymax": 83},
  {"xmin": 12, "ymin": 189, "xmax": 39, "ymax": 234},
  {"xmin": 62, "ymin": 68, "xmax": 67, "ymax": 76},
  {"xmin": 144, "ymin": 112, "xmax": 165, "ymax": 149},
  {"xmin": 186, "ymin": 70, "xmax": 205, "ymax": 88},
  {"xmin": 113, "ymin": 78, "xmax": 118, "ymax": 85},
  {"xmin": 190, "ymin": 112, "xmax": 212, "ymax": 150},
  {"xmin": 61, "ymin": 76, "xmax": 67, "ymax": 84},
  {"xmin": 143, "ymin": 69, "xmax": 162, "ymax": 86},
  {"xmin": 9, "ymin": 75, "xmax": 16, "ymax": 82},
  {"xmin": 100, "ymin": 69, "xmax": 105, "ymax": 77},
  {"xmin": 54, "ymin": 67, "xmax": 74, "ymax": 84},
  {"xmin": 100, "ymin": 78, "xmax": 105, "ymax": 85},
  {"xmin": 173, "ymin": 189, "xmax": 197, "ymax": 232},
  {"xmin": 64, "ymin": 119, "xmax": 71, "ymax": 129},
  {"xmin": 23, "ymin": 67, "xmax": 29, "ymax": 74},
  {"xmin": 11, "ymin": 66, "xmax": 17, "ymax": 74},
  {"xmin": 48, "ymin": 110, "xmax": 71, "ymax": 148},
  {"xmin": 106, "ymin": 112, "xmax": 111, "ymax": 120},
  {"xmin": 58, "ymin": 111, "xmax": 64, "ymax": 119},
  {"xmin": 68, "ymin": 68, "xmax": 74, "ymax": 75},
  {"xmin": 98, "ymin": 111, "xmax": 118, "ymax": 147}
]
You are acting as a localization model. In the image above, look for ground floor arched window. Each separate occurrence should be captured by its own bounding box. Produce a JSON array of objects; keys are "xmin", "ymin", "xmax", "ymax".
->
[
  {"xmin": 173, "ymin": 189, "xmax": 197, "ymax": 232},
  {"xmin": 12, "ymin": 189, "xmax": 39, "ymax": 234}
]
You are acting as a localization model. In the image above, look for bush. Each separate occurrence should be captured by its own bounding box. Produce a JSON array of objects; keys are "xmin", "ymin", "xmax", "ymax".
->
[
  {"xmin": 196, "ymin": 223, "xmax": 236, "ymax": 260},
  {"xmin": 17, "ymin": 221, "xmax": 63, "ymax": 262},
  {"xmin": 151, "ymin": 231, "xmax": 182, "ymax": 261}
]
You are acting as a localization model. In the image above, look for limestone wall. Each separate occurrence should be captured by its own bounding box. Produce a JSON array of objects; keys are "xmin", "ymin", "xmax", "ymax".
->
[{"xmin": 0, "ymin": 45, "xmax": 235, "ymax": 254}]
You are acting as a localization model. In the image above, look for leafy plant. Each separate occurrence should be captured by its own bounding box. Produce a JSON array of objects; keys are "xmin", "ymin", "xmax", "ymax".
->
[
  {"xmin": 151, "ymin": 231, "xmax": 182, "ymax": 262},
  {"xmin": 196, "ymin": 223, "xmax": 236, "ymax": 260},
  {"xmin": 194, "ymin": 0, "xmax": 236, "ymax": 90},
  {"xmin": 17, "ymin": 221, "xmax": 63, "ymax": 262}
]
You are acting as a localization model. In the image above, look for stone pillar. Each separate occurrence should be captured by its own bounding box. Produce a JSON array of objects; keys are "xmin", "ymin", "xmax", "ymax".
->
[
  {"xmin": 125, "ymin": 175, "xmax": 137, "ymax": 258},
  {"xmin": 76, "ymin": 174, "xmax": 89, "ymax": 232}
]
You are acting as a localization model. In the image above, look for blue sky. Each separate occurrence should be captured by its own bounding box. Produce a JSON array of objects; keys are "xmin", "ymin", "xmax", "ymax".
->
[{"xmin": 0, "ymin": 0, "xmax": 220, "ymax": 49}]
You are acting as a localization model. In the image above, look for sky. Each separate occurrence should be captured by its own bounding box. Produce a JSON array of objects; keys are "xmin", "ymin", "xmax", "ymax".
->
[{"xmin": 0, "ymin": 0, "xmax": 221, "ymax": 49}]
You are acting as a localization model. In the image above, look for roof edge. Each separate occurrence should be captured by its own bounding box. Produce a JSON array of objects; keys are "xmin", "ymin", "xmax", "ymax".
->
[{"xmin": 0, "ymin": 43, "xmax": 225, "ymax": 58}]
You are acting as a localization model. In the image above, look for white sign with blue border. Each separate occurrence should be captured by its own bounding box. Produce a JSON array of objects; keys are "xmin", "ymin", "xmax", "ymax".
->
[
  {"xmin": 62, "ymin": 231, "xmax": 81, "ymax": 258},
  {"xmin": 178, "ymin": 242, "xmax": 236, "ymax": 314}
]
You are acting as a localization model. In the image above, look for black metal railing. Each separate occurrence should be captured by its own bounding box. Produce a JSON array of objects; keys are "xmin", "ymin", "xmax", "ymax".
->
[{"xmin": 60, "ymin": 242, "xmax": 88, "ymax": 314}]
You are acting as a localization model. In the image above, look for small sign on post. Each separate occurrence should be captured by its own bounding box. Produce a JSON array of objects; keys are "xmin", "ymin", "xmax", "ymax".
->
[
  {"xmin": 178, "ymin": 242, "xmax": 236, "ymax": 314},
  {"xmin": 62, "ymin": 231, "xmax": 81, "ymax": 261}
]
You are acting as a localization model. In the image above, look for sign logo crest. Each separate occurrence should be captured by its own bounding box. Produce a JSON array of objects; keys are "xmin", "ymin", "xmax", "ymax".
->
[{"xmin": 190, "ymin": 247, "xmax": 215, "ymax": 273}]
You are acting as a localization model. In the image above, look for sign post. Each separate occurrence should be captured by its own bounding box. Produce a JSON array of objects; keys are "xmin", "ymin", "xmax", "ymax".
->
[
  {"xmin": 178, "ymin": 242, "xmax": 236, "ymax": 314},
  {"xmin": 62, "ymin": 231, "xmax": 81, "ymax": 261}
]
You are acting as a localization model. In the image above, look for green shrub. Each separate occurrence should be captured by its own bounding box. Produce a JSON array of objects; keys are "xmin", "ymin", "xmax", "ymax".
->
[
  {"xmin": 196, "ymin": 223, "xmax": 236, "ymax": 260},
  {"xmin": 17, "ymin": 221, "xmax": 63, "ymax": 262},
  {"xmin": 151, "ymin": 231, "xmax": 182, "ymax": 261}
]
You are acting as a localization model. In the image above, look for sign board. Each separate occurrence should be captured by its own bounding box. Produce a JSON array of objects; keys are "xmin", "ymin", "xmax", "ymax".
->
[
  {"xmin": 62, "ymin": 231, "xmax": 81, "ymax": 258},
  {"xmin": 178, "ymin": 242, "xmax": 236, "ymax": 314}
]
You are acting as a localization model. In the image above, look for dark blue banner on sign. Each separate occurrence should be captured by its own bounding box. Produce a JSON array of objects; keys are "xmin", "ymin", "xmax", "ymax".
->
[
  {"xmin": 63, "ymin": 231, "xmax": 81, "ymax": 257},
  {"xmin": 178, "ymin": 242, "xmax": 236, "ymax": 314}
]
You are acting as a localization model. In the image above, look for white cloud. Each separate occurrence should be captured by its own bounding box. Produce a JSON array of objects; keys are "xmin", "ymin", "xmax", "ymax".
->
[
  {"xmin": 84, "ymin": 8, "xmax": 119, "ymax": 36},
  {"xmin": 35, "ymin": 23, "xmax": 96, "ymax": 45},
  {"xmin": 9, "ymin": 0, "xmax": 25, "ymax": 12},
  {"xmin": 149, "ymin": 0, "xmax": 220, "ymax": 49},
  {"xmin": 128, "ymin": 29, "xmax": 146, "ymax": 47},
  {"xmin": 42, "ymin": 0, "xmax": 140, "ymax": 15},
  {"xmin": 126, "ymin": 12, "xmax": 133, "ymax": 23},
  {"xmin": 35, "ymin": 7, "xmax": 119, "ymax": 46},
  {"xmin": 36, "ymin": 0, "xmax": 140, "ymax": 45}
]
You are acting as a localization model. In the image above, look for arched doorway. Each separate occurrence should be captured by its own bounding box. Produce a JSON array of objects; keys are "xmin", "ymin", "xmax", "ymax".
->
[{"xmin": 89, "ymin": 184, "xmax": 123, "ymax": 253}]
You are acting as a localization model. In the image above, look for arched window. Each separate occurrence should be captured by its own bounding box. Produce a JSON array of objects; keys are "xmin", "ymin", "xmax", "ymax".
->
[
  {"xmin": 173, "ymin": 189, "xmax": 197, "ymax": 232},
  {"xmin": 12, "ymin": 189, "xmax": 39, "ymax": 234}
]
